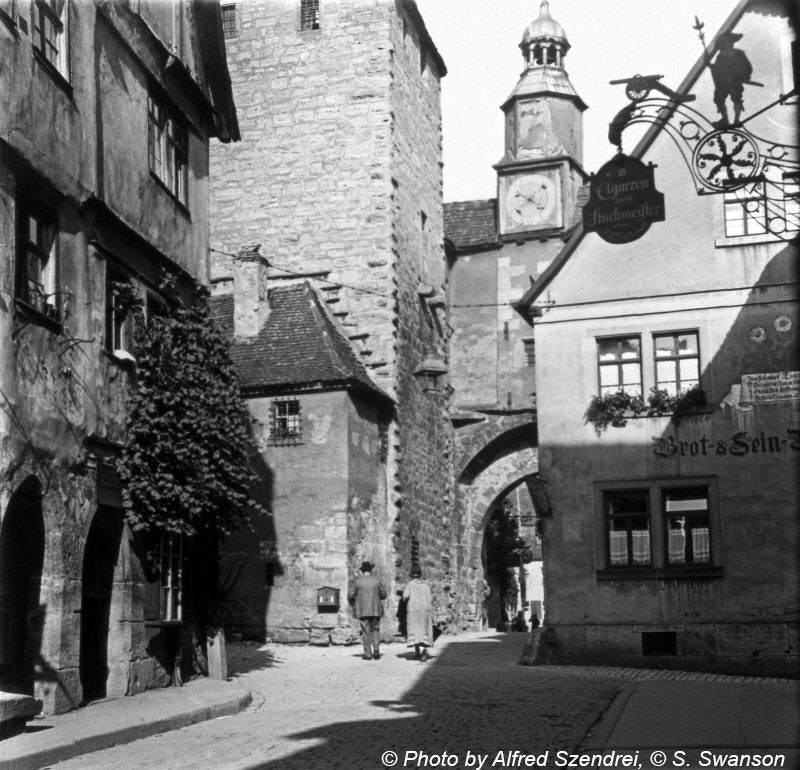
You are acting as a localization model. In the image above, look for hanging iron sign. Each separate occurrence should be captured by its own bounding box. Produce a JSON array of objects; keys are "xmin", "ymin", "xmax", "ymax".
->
[{"xmin": 583, "ymin": 154, "xmax": 665, "ymax": 244}]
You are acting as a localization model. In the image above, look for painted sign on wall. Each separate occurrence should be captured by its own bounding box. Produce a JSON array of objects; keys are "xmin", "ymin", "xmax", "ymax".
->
[
  {"xmin": 653, "ymin": 428, "xmax": 800, "ymax": 459},
  {"xmin": 741, "ymin": 371, "xmax": 800, "ymax": 403}
]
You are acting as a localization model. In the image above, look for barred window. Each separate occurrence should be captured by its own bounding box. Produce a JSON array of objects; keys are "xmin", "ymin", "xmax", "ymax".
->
[
  {"xmin": 522, "ymin": 339, "xmax": 535, "ymax": 367},
  {"xmin": 269, "ymin": 399, "xmax": 302, "ymax": 446},
  {"xmin": 724, "ymin": 182, "xmax": 767, "ymax": 237},
  {"xmin": 300, "ymin": 0, "xmax": 319, "ymax": 31},
  {"xmin": 148, "ymin": 91, "xmax": 189, "ymax": 206},
  {"xmin": 221, "ymin": 4, "xmax": 237, "ymax": 39}
]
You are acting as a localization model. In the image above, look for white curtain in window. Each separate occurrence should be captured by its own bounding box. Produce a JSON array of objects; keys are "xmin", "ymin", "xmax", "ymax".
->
[
  {"xmin": 631, "ymin": 529, "xmax": 650, "ymax": 564},
  {"xmin": 609, "ymin": 530, "xmax": 627, "ymax": 565},
  {"xmin": 692, "ymin": 526, "xmax": 711, "ymax": 563},
  {"xmin": 669, "ymin": 523, "xmax": 686, "ymax": 563}
]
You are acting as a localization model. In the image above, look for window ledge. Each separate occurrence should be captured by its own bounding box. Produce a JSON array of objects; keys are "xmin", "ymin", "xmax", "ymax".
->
[
  {"xmin": 102, "ymin": 349, "xmax": 137, "ymax": 369},
  {"xmin": 14, "ymin": 298, "xmax": 62, "ymax": 334},
  {"xmin": 597, "ymin": 566, "xmax": 723, "ymax": 581},
  {"xmin": 32, "ymin": 48, "xmax": 73, "ymax": 97}
]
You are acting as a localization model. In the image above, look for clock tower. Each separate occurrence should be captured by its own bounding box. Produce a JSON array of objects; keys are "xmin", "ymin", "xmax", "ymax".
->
[{"xmin": 496, "ymin": 1, "xmax": 587, "ymax": 238}]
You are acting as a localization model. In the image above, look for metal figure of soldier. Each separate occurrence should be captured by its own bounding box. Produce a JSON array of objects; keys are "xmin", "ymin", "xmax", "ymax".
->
[{"xmin": 707, "ymin": 31, "xmax": 754, "ymax": 128}]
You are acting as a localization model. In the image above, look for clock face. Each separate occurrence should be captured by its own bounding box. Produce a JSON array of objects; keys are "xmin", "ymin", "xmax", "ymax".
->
[{"xmin": 505, "ymin": 173, "xmax": 558, "ymax": 228}]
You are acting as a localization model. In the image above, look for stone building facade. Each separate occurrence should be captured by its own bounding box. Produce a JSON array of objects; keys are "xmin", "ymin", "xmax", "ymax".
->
[
  {"xmin": 444, "ymin": 1, "xmax": 587, "ymax": 630},
  {"xmin": 209, "ymin": 0, "xmax": 455, "ymax": 640},
  {"xmin": 0, "ymin": 0, "xmax": 237, "ymax": 712},
  {"xmin": 516, "ymin": 0, "xmax": 799, "ymax": 676}
]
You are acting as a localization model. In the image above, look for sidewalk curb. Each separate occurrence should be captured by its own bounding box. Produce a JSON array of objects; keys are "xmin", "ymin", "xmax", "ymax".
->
[
  {"xmin": 578, "ymin": 682, "xmax": 638, "ymax": 752},
  {"xmin": 0, "ymin": 690, "xmax": 252, "ymax": 770}
]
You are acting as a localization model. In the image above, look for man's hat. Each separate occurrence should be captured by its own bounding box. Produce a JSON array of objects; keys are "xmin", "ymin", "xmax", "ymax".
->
[
  {"xmin": 360, "ymin": 561, "xmax": 373, "ymax": 572},
  {"xmin": 717, "ymin": 31, "xmax": 743, "ymax": 45}
]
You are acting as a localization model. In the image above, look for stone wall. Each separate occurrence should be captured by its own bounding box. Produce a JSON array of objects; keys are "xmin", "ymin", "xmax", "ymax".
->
[{"xmin": 210, "ymin": 0, "xmax": 456, "ymax": 635}]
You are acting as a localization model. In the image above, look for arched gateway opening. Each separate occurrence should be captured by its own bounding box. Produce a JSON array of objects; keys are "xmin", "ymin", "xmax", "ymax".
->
[
  {"xmin": 0, "ymin": 477, "xmax": 46, "ymax": 695},
  {"xmin": 80, "ymin": 506, "xmax": 125, "ymax": 702}
]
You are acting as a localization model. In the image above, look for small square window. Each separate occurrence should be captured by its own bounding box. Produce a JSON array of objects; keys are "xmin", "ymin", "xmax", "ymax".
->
[
  {"xmin": 221, "ymin": 4, "xmax": 237, "ymax": 39},
  {"xmin": 300, "ymin": 0, "xmax": 319, "ymax": 31},
  {"xmin": 269, "ymin": 399, "xmax": 302, "ymax": 446},
  {"xmin": 596, "ymin": 336, "xmax": 642, "ymax": 397}
]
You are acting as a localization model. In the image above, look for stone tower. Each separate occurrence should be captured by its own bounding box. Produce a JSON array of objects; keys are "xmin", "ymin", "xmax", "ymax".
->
[
  {"xmin": 495, "ymin": 0, "xmax": 587, "ymax": 238},
  {"xmin": 209, "ymin": 1, "xmax": 455, "ymax": 633}
]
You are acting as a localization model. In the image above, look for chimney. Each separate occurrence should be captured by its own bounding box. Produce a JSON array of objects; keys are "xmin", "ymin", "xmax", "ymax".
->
[{"xmin": 232, "ymin": 244, "xmax": 270, "ymax": 338}]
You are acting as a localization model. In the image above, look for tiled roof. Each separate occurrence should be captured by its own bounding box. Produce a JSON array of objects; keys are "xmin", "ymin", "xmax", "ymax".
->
[
  {"xmin": 443, "ymin": 199, "xmax": 499, "ymax": 251},
  {"xmin": 209, "ymin": 283, "xmax": 392, "ymax": 406}
]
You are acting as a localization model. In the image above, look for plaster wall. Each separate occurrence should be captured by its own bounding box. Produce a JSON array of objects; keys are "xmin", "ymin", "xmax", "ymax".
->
[{"xmin": 531, "ymin": 5, "xmax": 799, "ymax": 676}]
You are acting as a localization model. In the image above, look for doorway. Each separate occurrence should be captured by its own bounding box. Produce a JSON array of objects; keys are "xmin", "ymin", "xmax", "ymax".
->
[
  {"xmin": 0, "ymin": 477, "xmax": 46, "ymax": 695},
  {"xmin": 80, "ymin": 505, "xmax": 124, "ymax": 702}
]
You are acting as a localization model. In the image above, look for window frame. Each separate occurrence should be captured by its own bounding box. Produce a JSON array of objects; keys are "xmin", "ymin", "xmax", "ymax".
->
[
  {"xmin": 32, "ymin": 0, "xmax": 70, "ymax": 83},
  {"xmin": 268, "ymin": 398, "xmax": 303, "ymax": 446},
  {"xmin": 0, "ymin": 0, "xmax": 17, "ymax": 32},
  {"xmin": 594, "ymin": 478, "xmax": 722, "ymax": 580},
  {"xmin": 299, "ymin": 0, "xmax": 319, "ymax": 31},
  {"xmin": 603, "ymin": 489, "xmax": 652, "ymax": 568},
  {"xmin": 652, "ymin": 330, "xmax": 700, "ymax": 397},
  {"xmin": 16, "ymin": 198, "xmax": 61, "ymax": 328},
  {"xmin": 596, "ymin": 335, "xmax": 643, "ymax": 397},
  {"xmin": 105, "ymin": 268, "xmax": 134, "ymax": 357},
  {"xmin": 148, "ymin": 90, "xmax": 190, "ymax": 209},
  {"xmin": 159, "ymin": 532, "xmax": 183, "ymax": 623},
  {"xmin": 220, "ymin": 3, "xmax": 237, "ymax": 39},
  {"xmin": 662, "ymin": 486, "xmax": 712, "ymax": 566}
]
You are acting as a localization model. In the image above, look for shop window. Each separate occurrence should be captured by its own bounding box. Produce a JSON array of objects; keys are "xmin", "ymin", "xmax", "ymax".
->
[
  {"xmin": 604, "ymin": 490, "xmax": 651, "ymax": 567},
  {"xmin": 148, "ymin": 91, "xmax": 189, "ymax": 207},
  {"xmin": 653, "ymin": 332, "xmax": 699, "ymax": 396},
  {"xmin": 32, "ymin": 0, "xmax": 69, "ymax": 81},
  {"xmin": 300, "ymin": 0, "xmax": 319, "ymax": 31},
  {"xmin": 597, "ymin": 336, "xmax": 642, "ymax": 396},
  {"xmin": 221, "ymin": 3, "xmax": 237, "ymax": 39},
  {"xmin": 16, "ymin": 201, "xmax": 59, "ymax": 323},
  {"xmin": 663, "ymin": 487, "xmax": 711, "ymax": 565},
  {"xmin": 269, "ymin": 399, "xmax": 302, "ymax": 446}
]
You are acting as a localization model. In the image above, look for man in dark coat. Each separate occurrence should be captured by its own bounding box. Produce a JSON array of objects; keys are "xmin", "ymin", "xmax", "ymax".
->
[
  {"xmin": 348, "ymin": 561, "xmax": 387, "ymax": 660},
  {"xmin": 708, "ymin": 31, "xmax": 753, "ymax": 127}
]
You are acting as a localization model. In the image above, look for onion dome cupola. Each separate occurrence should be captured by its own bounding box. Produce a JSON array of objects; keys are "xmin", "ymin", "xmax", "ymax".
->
[{"xmin": 495, "ymin": 1, "xmax": 588, "ymax": 238}]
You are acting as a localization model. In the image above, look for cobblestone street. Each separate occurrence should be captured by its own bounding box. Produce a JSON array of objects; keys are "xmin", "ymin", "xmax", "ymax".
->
[{"xmin": 48, "ymin": 632, "xmax": 622, "ymax": 770}]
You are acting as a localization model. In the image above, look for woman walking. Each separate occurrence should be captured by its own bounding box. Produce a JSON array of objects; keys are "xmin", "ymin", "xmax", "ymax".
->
[{"xmin": 402, "ymin": 566, "xmax": 434, "ymax": 661}]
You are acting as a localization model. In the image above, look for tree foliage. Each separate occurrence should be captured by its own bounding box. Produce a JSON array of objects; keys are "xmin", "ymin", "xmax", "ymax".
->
[{"xmin": 118, "ymin": 284, "xmax": 263, "ymax": 550}]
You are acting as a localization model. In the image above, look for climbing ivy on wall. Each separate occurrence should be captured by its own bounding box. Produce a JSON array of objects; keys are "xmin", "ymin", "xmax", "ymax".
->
[{"xmin": 118, "ymin": 282, "xmax": 263, "ymax": 556}]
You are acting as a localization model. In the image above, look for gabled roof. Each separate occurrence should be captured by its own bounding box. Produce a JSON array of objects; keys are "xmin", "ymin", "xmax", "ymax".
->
[
  {"xmin": 514, "ymin": 0, "xmax": 753, "ymax": 320},
  {"xmin": 209, "ymin": 282, "xmax": 393, "ymax": 407},
  {"xmin": 444, "ymin": 199, "xmax": 499, "ymax": 252}
]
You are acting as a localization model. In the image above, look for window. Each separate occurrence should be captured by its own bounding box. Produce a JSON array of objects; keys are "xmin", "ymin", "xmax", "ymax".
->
[
  {"xmin": 300, "ymin": 0, "xmax": 319, "ymax": 30},
  {"xmin": 0, "ymin": 0, "xmax": 16, "ymax": 30},
  {"xmin": 663, "ymin": 487, "xmax": 711, "ymax": 565},
  {"xmin": 604, "ymin": 490, "xmax": 651, "ymax": 567},
  {"xmin": 782, "ymin": 173, "xmax": 799, "ymax": 234},
  {"xmin": 17, "ymin": 202, "xmax": 59, "ymax": 321},
  {"xmin": 105, "ymin": 270, "xmax": 133, "ymax": 355},
  {"xmin": 523, "ymin": 338, "xmax": 535, "ymax": 367},
  {"xmin": 597, "ymin": 336, "xmax": 641, "ymax": 396},
  {"xmin": 159, "ymin": 533, "xmax": 183, "ymax": 622},
  {"xmin": 148, "ymin": 92, "xmax": 189, "ymax": 206},
  {"xmin": 653, "ymin": 332, "xmax": 699, "ymax": 396},
  {"xmin": 221, "ymin": 3, "xmax": 237, "ymax": 39},
  {"xmin": 724, "ymin": 182, "xmax": 767, "ymax": 237},
  {"xmin": 32, "ymin": 0, "xmax": 69, "ymax": 80},
  {"xmin": 269, "ymin": 399, "xmax": 302, "ymax": 445}
]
